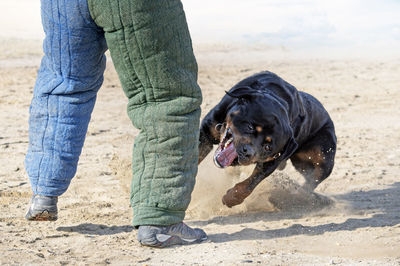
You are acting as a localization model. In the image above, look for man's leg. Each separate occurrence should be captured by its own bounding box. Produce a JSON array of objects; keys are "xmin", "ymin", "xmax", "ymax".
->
[
  {"xmin": 88, "ymin": 0, "xmax": 205, "ymax": 246},
  {"xmin": 25, "ymin": 0, "xmax": 107, "ymax": 220}
]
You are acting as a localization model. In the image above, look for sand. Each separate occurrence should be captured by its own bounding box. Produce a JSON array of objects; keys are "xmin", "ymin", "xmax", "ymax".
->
[{"xmin": 0, "ymin": 38, "xmax": 400, "ymax": 265}]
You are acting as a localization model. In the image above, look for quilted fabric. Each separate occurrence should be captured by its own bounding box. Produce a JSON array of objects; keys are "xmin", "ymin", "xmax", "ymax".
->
[
  {"xmin": 25, "ymin": 0, "xmax": 202, "ymax": 226},
  {"xmin": 25, "ymin": 0, "xmax": 107, "ymax": 196},
  {"xmin": 88, "ymin": 0, "xmax": 202, "ymax": 226}
]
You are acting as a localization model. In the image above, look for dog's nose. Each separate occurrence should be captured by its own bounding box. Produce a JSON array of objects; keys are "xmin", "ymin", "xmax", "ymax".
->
[{"xmin": 239, "ymin": 144, "xmax": 255, "ymax": 158}]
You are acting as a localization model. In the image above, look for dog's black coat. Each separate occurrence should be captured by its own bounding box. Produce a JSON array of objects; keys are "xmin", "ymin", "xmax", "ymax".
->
[{"xmin": 198, "ymin": 71, "xmax": 337, "ymax": 207}]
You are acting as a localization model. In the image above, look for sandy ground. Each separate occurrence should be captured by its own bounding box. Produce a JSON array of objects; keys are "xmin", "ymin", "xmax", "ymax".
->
[{"xmin": 0, "ymin": 38, "xmax": 400, "ymax": 265}]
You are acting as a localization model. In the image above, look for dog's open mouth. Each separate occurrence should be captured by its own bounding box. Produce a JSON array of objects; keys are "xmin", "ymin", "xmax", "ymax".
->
[{"xmin": 213, "ymin": 128, "xmax": 238, "ymax": 168}]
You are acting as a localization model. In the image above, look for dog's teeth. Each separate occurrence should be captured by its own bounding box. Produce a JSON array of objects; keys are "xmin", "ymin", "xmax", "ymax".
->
[
  {"xmin": 223, "ymin": 130, "xmax": 228, "ymax": 139},
  {"xmin": 224, "ymin": 138, "xmax": 233, "ymax": 148}
]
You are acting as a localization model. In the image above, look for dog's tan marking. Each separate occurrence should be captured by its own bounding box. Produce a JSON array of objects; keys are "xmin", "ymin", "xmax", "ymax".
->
[
  {"xmin": 256, "ymin": 126, "xmax": 263, "ymax": 133},
  {"xmin": 209, "ymin": 122, "xmax": 221, "ymax": 140},
  {"xmin": 263, "ymin": 157, "xmax": 275, "ymax": 162},
  {"xmin": 231, "ymin": 110, "xmax": 240, "ymax": 116},
  {"xmin": 294, "ymin": 146, "xmax": 325, "ymax": 165},
  {"xmin": 222, "ymin": 176, "xmax": 253, "ymax": 207}
]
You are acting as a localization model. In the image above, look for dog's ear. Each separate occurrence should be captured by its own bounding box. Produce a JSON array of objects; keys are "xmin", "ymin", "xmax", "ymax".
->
[{"xmin": 225, "ymin": 86, "xmax": 263, "ymax": 101}]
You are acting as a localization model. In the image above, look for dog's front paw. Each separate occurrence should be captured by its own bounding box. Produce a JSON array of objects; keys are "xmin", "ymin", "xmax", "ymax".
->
[{"xmin": 222, "ymin": 184, "xmax": 251, "ymax": 208}]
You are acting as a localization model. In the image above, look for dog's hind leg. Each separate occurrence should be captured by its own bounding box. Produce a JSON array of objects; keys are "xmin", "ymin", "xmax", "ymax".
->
[{"xmin": 290, "ymin": 124, "xmax": 336, "ymax": 190}]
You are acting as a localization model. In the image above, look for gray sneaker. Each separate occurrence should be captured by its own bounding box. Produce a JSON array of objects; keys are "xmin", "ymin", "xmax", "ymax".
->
[
  {"xmin": 25, "ymin": 195, "xmax": 58, "ymax": 221},
  {"xmin": 137, "ymin": 222, "xmax": 207, "ymax": 248}
]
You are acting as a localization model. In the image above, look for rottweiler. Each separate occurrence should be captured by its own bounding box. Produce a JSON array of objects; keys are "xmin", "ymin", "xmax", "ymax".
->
[{"xmin": 198, "ymin": 71, "xmax": 337, "ymax": 208}]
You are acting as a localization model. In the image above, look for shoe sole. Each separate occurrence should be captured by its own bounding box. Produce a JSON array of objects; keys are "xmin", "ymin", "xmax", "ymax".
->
[
  {"xmin": 139, "ymin": 234, "xmax": 208, "ymax": 248},
  {"xmin": 156, "ymin": 233, "xmax": 207, "ymax": 243}
]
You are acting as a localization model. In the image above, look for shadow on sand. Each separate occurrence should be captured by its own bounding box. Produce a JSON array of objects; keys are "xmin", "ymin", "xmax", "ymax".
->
[
  {"xmin": 201, "ymin": 182, "xmax": 400, "ymax": 243},
  {"xmin": 57, "ymin": 223, "xmax": 134, "ymax": 236},
  {"xmin": 56, "ymin": 182, "xmax": 400, "ymax": 242}
]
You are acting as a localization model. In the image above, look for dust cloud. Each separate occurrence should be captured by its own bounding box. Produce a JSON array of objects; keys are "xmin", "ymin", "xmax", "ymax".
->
[{"xmin": 187, "ymin": 155, "xmax": 333, "ymax": 220}]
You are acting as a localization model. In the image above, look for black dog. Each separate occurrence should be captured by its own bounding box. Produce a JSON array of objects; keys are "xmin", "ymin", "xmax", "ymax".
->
[{"xmin": 198, "ymin": 71, "xmax": 336, "ymax": 208}]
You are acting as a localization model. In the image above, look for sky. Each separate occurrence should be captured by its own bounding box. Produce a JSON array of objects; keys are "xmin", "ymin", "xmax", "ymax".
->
[
  {"xmin": 1, "ymin": 0, "xmax": 399, "ymax": 58},
  {"xmin": 182, "ymin": 0, "xmax": 400, "ymax": 57}
]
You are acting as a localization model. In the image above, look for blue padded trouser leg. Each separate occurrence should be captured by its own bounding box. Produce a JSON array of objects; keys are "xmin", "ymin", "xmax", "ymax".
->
[{"xmin": 25, "ymin": 0, "xmax": 107, "ymax": 196}]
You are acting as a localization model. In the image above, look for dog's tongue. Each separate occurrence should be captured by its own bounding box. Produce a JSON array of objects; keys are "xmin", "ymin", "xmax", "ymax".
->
[{"xmin": 215, "ymin": 142, "xmax": 238, "ymax": 168}]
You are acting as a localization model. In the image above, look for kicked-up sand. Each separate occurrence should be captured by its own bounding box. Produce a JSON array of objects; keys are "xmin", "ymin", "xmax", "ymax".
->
[{"xmin": 0, "ymin": 37, "xmax": 400, "ymax": 265}]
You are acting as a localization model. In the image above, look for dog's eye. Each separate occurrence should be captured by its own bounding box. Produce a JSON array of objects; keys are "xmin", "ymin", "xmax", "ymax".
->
[
  {"xmin": 246, "ymin": 124, "xmax": 255, "ymax": 133},
  {"xmin": 264, "ymin": 144, "xmax": 272, "ymax": 151}
]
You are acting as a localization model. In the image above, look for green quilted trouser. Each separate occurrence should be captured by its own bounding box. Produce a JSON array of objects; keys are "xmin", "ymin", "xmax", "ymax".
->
[{"xmin": 88, "ymin": 0, "xmax": 202, "ymax": 226}]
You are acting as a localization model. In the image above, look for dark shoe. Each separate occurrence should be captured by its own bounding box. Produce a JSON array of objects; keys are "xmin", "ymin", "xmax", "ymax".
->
[
  {"xmin": 137, "ymin": 222, "xmax": 207, "ymax": 248},
  {"xmin": 25, "ymin": 195, "xmax": 58, "ymax": 221}
]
